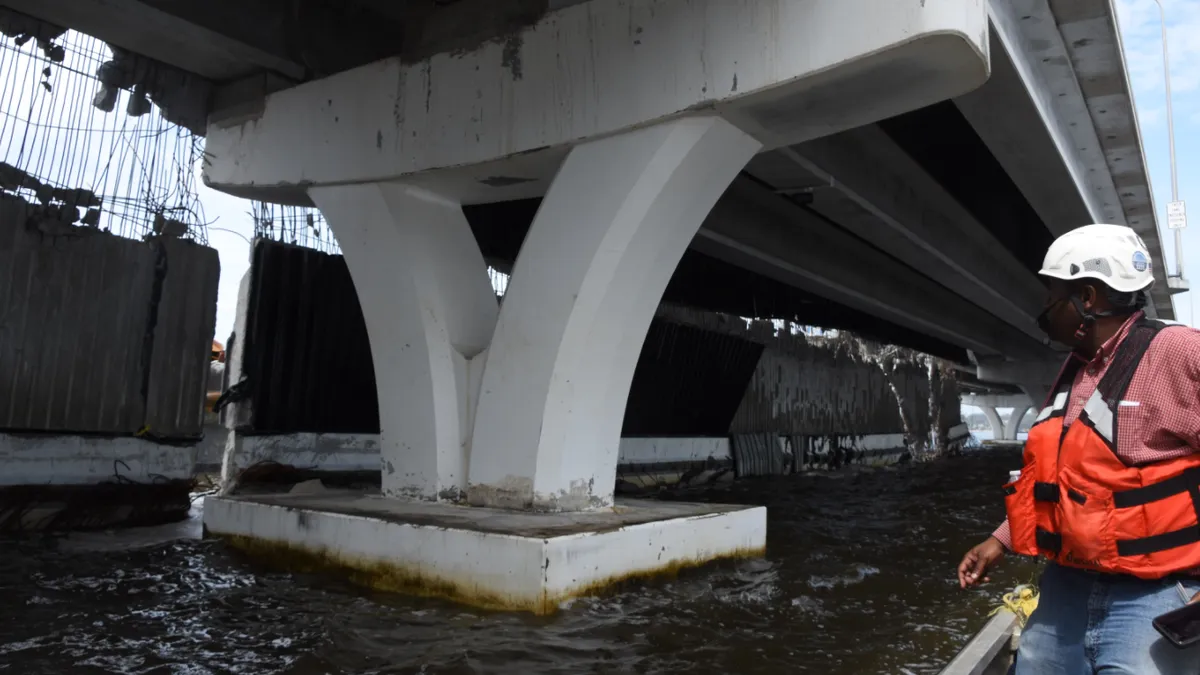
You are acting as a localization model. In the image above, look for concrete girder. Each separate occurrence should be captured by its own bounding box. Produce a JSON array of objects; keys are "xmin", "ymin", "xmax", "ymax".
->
[
  {"xmin": 973, "ymin": 354, "xmax": 1066, "ymax": 408},
  {"xmin": 953, "ymin": 19, "xmax": 1096, "ymax": 235},
  {"xmin": 691, "ymin": 176, "xmax": 1053, "ymax": 361},
  {"xmin": 201, "ymin": 0, "xmax": 990, "ymax": 201},
  {"xmin": 754, "ymin": 124, "xmax": 1047, "ymax": 341},
  {"xmin": 958, "ymin": 0, "xmax": 1173, "ymax": 320}
]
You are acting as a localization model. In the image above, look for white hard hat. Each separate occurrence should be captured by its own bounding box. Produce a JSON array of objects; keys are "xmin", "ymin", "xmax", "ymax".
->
[{"xmin": 1039, "ymin": 224, "xmax": 1155, "ymax": 293}]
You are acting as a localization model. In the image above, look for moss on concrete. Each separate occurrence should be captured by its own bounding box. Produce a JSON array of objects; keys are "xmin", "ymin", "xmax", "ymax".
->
[{"xmin": 214, "ymin": 531, "xmax": 763, "ymax": 615}]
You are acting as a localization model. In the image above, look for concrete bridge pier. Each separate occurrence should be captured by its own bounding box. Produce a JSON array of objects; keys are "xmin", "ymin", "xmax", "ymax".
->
[
  {"xmin": 201, "ymin": 0, "xmax": 991, "ymax": 613},
  {"xmin": 310, "ymin": 117, "xmax": 759, "ymax": 509},
  {"xmin": 962, "ymin": 393, "xmax": 1036, "ymax": 442},
  {"xmin": 208, "ymin": 117, "xmax": 770, "ymax": 615},
  {"xmin": 980, "ymin": 407, "xmax": 1005, "ymax": 442}
]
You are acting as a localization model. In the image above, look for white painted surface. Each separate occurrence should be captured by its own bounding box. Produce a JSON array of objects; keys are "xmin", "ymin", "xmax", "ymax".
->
[
  {"xmin": 310, "ymin": 184, "xmax": 498, "ymax": 501},
  {"xmin": 469, "ymin": 116, "xmax": 760, "ymax": 510},
  {"xmin": 1167, "ymin": 201, "xmax": 1186, "ymax": 230},
  {"xmin": 540, "ymin": 508, "xmax": 764, "ymax": 597},
  {"xmin": 0, "ymin": 434, "xmax": 196, "ymax": 485},
  {"xmin": 617, "ymin": 438, "xmax": 731, "ymax": 466},
  {"xmin": 203, "ymin": 494, "xmax": 765, "ymax": 612},
  {"xmin": 203, "ymin": 0, "xmax": 988, "ymax": 196},
  {"xmin": 221, "ymin": 433, "xmax": 381, "ymax": 474}
]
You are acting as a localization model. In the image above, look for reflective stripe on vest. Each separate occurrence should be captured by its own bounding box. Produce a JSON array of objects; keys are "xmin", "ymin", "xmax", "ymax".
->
[
  {"xmin": 1082, "ymin": 390, "xmax": 1114, "ymax": 444},
  {"xmin": 1034, "ymin": 391, "xmax": 1069, "ymax": 424}
]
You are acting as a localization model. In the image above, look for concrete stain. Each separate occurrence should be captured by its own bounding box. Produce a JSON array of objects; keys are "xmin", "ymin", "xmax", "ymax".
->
[
  {"xmin": 423, "ymin": 62, "xmax": 433, "ymax": 114},
  {"xmin": 478, "ymin": 176, "xmax": 535, "ymax": 187},
  {"xmin": 437, "ymin": 486, "xmax": 465, "ymax": 503},
  {"xmin": 467, "ymin": 476, "xmax": 534, "ymax": 509},
  {"xmin": 501, "ymin": 34, "xmax": 524, "ymax": 80},
  {"xmin": 215, "ymin": 532, "xmax": 763, "ymax": 615},
  {"xmin": 393, "ymin": 68, "xmax": 406, "ymax": 130}
]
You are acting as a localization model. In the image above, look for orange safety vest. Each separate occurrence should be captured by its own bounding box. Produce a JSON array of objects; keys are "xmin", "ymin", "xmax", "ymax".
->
[{"xmin": 1004, "ymin": 318, "xmax": 1200, "ymax": 579}]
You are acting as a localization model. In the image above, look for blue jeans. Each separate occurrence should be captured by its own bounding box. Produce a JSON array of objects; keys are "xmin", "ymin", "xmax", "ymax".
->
[{"xmin": 1015, "ymin": 563, "xmax": 1200, "ymax": 674}]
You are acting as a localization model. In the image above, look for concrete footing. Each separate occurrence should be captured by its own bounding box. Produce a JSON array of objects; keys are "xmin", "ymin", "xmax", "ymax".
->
[{"xmin": 203, "ymin": 491, "xmax": 765, "ymax": 614}]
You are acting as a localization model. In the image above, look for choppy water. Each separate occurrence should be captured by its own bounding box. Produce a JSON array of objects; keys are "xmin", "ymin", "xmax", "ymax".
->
[{"xmin": 0, "ymin": 448, "xmax": 1038, "ymax": 674}]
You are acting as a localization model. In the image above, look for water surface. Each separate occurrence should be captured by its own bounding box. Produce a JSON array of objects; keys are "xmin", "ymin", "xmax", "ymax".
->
[{"xmin": 0, "ymin": 448, "xmax": 1038, "ymax": 674}]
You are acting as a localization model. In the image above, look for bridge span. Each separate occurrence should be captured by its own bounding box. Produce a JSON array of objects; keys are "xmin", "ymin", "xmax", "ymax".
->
[{"xmin": 0, "ymin": 0, "xmax": 1178, "ymax": 611}]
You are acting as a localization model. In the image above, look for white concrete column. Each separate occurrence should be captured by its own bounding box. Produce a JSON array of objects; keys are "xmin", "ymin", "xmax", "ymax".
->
[
  {"xmin": 1003, "ymin": 405, "xmax": 1030, "ymax": 441},
  {"xmin": 981, "ymin": 407, "xmax": 1004, "ymax": 440},
  {"xmin": 468, "ymin": 116, "xmax": 761, "ymax": 511},
  {"xmin": 309, "ymin": 184, "xmax": 498, "ymax": 501}
]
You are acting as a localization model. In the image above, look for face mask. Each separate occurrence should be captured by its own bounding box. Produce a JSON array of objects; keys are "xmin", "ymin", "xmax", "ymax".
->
[
  {"xmin": 1036, "ymin": 298, "xmax": 1066, "ymax": 337},
  {"xmin": 1036, "ymin": 296, "xmax": 1087, "ymax": 347}
]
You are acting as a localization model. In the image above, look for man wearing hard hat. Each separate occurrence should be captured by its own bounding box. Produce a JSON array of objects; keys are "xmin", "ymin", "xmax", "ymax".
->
[{"xmin": 957, "ymin": 224, "xmax": 1200, "ymax": 673}]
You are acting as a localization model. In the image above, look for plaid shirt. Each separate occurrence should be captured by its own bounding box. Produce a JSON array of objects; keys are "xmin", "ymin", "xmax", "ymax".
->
[{"xmin": 993, "ymin": 311, "xmax": 1200, "ymax": 549}]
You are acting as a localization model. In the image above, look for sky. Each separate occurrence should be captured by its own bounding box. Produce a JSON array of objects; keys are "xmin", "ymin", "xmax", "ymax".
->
[
  {"xmin": 1115, "ymin": 0, "xmax": 1200, "ymax": 325},
  {"xmin": 192, "ymin": 0, "xmax": 1200, "ymax": 341}
]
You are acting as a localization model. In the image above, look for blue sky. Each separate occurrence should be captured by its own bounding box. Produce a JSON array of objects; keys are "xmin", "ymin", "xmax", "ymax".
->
[
  {"xmin": 200, "ymin": 2, "xmax": 1200, "ymax": 340},
  {"xmin": 1115, "ymin": 0, "xmax": 1200, "ymax": 325}
]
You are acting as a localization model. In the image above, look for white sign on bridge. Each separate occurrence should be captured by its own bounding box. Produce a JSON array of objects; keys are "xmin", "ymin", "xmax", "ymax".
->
[{"xmin": 1167, "ymin": 200, "xmax": 1187, "ymax": 230}]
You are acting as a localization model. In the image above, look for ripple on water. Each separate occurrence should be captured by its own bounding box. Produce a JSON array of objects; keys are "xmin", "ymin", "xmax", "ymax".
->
[
  {"xmin": 0, "ymin": 448, "xmax": 1038, "ymax": 674},
  {"xmin": 807, "ymin": 564, "xmax": 881, "ymax": 590}
]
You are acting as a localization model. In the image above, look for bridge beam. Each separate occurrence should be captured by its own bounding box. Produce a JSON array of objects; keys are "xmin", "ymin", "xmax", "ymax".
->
[
  {"xmin": 974, "ymin": 355, "xmax": 1064, "ymax": 409},
  {"xmin": 693, "ymin": 177, "xmax": 1051, "ymax": 360},
  {"xmin": 776, "ymin": 124, "xmax": 1048, "ymax": 340},
  {"xmin": 955, "ymin": 0, "xmax": 1174, "ymax": 320},
  {"xmin": 201, "ymin": 0, "xmax": 989, "ymax": 205}
]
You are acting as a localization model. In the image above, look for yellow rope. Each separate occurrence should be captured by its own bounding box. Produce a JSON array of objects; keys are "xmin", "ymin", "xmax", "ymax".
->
[{"xmin": 989, "ymin": 584, "xmax": 1039, "ymax": 627}]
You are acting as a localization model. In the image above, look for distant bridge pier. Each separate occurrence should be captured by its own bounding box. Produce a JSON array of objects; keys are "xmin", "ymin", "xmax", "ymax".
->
[
  {"xmin": 962, "ymin": 393, "xmax": 1035, "ymax": 442},
  {"xmin": 200, "ymin": 0, "xmax": 990, "ymax": 613}
]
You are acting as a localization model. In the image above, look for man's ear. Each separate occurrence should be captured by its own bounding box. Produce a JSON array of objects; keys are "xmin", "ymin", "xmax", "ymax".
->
[{"xmin": 1079, "ymin": 283, "xmax": 1098, "ymax": 311}]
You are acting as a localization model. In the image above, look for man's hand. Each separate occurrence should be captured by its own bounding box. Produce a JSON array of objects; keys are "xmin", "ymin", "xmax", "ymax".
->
[
  {"xmin": 958, "ymin": 536, "xmax": 1005, "ymax": 589},
  {"xmin": 1191, "ymin": 591, "xmax": 1199, "ymax": 604}
]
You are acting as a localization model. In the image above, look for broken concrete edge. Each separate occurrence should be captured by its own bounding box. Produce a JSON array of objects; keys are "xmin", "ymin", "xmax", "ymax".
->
[
  {"xmin": 0, "ymin": 480, "xmax": 193, "ymax": 532},
  {"xmin": 202, "ymin": 496, "xmax": 766, "ymax": 614}
]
